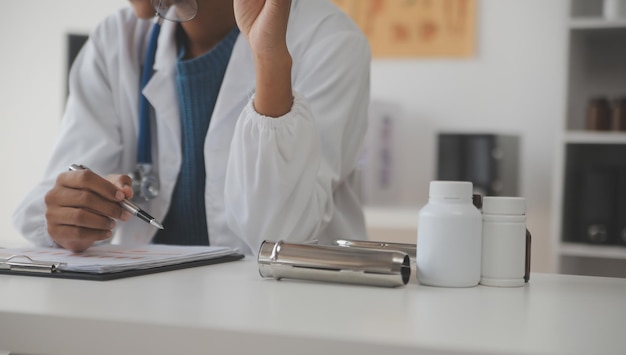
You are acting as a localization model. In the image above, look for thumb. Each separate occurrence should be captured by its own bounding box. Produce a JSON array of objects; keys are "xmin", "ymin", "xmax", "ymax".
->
[{"xmin": 106, "ymin": 174, "xmax": 134, "ymax": 200}]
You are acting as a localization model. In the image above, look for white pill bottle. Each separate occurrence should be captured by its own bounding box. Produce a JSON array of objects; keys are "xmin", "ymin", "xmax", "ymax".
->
[
  {"xmin": 416, "ymin": 181, "xmax": 482, "ymax": 287},
  {"xmin": 480, "ymin": 196, "xmax": 527, "ymax": 287}
]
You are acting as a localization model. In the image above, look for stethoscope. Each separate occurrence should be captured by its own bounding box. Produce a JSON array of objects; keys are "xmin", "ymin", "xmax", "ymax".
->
[
  {"xmin": 129, "ymin": 19, "xmax": 161, "ymax": 201},
  {"xmin": 129, "ymin": 0, "xmax": 198, "ymax": 201}
]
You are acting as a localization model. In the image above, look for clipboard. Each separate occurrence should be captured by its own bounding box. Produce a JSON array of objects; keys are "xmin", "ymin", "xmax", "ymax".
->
[{"xmin": 0, "ymin": 253, "xmax": 244, "ymax": 281}]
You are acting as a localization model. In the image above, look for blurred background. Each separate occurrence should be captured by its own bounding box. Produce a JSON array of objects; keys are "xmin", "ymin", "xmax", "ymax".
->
[{"xmin": 3, "ymin": 0, "xmax": 623, "ymax": 277}]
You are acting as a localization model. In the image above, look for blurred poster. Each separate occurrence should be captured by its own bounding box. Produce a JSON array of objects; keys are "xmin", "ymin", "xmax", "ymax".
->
[
  {"xmin": 332, "ymin": 0, "xmax": 476, "ymax": 58},
  {"xmin": 358, "ymin": 100, "xmax": 403, "ymax": 206}
]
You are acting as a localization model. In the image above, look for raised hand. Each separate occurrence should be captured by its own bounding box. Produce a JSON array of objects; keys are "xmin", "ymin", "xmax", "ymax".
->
[
  {"xmin": 234, "ymin": 0, "xmax": 291, "ymax": 55},
  {"xmin": 234, "ymin": 0, "xmax": 293, "ymax": 117}
]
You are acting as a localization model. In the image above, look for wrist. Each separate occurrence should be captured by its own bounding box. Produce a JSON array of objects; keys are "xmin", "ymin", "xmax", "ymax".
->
[{"xmin": 253, "ymin": 50, "xmax": 293, "ymax": 118}]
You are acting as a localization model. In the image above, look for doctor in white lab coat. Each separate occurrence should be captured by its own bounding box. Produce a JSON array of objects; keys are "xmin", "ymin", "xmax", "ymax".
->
[{"xmin": 13, "ymin": 0, "xmax": 370, "ymax": 255}]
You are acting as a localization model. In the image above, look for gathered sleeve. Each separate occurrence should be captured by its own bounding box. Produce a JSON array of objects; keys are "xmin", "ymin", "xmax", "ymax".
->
[{"xmin": 224, "ymin": 30, "xmax": 371, "ymax": 251}]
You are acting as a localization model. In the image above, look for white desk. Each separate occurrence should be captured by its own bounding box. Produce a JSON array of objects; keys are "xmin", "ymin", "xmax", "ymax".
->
[{"xmin": 1, "ymin": 258, "xmax": 625, "ymax": 355}]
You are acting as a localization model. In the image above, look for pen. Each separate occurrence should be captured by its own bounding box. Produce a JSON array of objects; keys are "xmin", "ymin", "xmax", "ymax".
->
[{"xmin": 68, "ymin": 164, "xmax": 164, "ymax": 230}]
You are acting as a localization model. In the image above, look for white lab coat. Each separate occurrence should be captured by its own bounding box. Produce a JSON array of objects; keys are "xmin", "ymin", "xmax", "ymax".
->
[{"xmin": 13, "ymin": 0, "xmax": 370, "ymax": 255}]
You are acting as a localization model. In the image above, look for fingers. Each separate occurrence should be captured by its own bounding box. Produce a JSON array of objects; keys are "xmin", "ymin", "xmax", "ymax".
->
[
  {"xmin": 47, "ymin": 205, "xmax": 117, "ymax": 232},
  {"xmin": 45, "ymin": 170, "xmax": 130, "ymax": 252},
  {"xmin": 107, "ymin": 174, "xmax": 134, "ymax": 199},
  {"xmin": 234, "ymin": 0, "xmax": 291, "ymax": 42},
  {"xmin": 62, "ymin": 169, "xmax": 126, "ymax": 203},
  {"xmin": 269, "ymin": 0, "xmax": 292, "ymax": 27},
  {"xmin": 49, "ymin": 183, "xmax": 126, "ymax": 220},
  {"xmin": 48, "ymin": 224, "xmax": 112, "ymax": 252}
]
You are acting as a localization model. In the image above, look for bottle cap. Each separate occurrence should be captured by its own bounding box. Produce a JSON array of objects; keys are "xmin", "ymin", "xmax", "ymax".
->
[
  {"xmin": 482, "ymin": 196, "xmax": 525, "ymax": 215},
  {"xmin": 429, "ymin": 181, "xmax": 473, "ymax": 199}
]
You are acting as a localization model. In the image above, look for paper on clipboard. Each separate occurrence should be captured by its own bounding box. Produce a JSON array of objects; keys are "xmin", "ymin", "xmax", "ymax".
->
[{"xmin": 0, "ymin": 244, "xmax": 236, "ymax": 274}]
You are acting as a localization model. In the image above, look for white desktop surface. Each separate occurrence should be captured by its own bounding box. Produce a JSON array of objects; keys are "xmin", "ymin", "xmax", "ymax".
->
[{"xmin": 1, "ymin": 258, "xmax": 625, "ymax": 355}]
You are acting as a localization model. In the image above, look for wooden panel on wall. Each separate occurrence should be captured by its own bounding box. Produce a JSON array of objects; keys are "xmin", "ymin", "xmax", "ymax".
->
[{"xmin": 332, "ymin": 0, "xmax": 476, "ymax": 58}]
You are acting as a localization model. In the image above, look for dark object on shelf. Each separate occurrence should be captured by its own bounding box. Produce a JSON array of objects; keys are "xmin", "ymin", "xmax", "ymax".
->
[
  {"xmin": 472, "ymin": 194, "xmax": 483, "ymax": 210},
  {"xmin": 66, "ymin": 33, "xmax": 89, "ymax": 97},
  {"xmin": 611, "ymin": 98, "xmax": 626, "ymax": 131},
  {"xmin": 618, "ymin": 168, "xmax": 626, "ymax": 245},
  {"xmin": 525, "ymin": 229, "xmax": 531, "ymax": 283},
  {"xmin": 579, "ymin": 168, "xmax": 619, "ymax": 244},
  {"xmin": 586, "ymin": 97, "xmax": 612, "ymax": 131},
  {"xmin": 562, "ymin": 144, "xmax": 626, "ymax": 245},
  {"xmin": 437, "ymin": 134, "xmax": 519, "ymax": 196}
]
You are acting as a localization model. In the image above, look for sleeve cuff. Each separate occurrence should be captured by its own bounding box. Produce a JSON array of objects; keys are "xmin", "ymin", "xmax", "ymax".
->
[{"xmin": 245, "ymin": 92, "xmax": 310, "ymax": 129}]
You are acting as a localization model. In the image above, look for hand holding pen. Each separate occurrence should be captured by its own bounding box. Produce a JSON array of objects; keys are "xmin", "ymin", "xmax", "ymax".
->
[{"xmin": 44, "ymin": 164, "xmax": 162, "ymax": 252}]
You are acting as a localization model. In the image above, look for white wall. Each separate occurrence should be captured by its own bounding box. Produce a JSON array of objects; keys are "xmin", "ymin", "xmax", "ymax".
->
[
  {"xmin": 0, "ymin": 0, "xmax": 568, "ymax": 272},
  {"xmin": 0, "ymin": 0, "xmax": 128, "ymax": 247}
]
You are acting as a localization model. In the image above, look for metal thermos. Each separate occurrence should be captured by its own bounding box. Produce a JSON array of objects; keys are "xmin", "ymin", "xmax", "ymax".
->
[
  {"xmin": 258, "ymin": 240, "xmax": 411, "ymax": 287},
  {"xmin": 332, "ymin": 239, "xmax": 417, "ymax": 257}
]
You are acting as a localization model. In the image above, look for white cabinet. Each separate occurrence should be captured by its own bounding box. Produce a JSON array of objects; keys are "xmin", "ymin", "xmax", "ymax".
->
[{"xmin": 552, "ymin": 0, "xmax": 626, "ymax": 277}]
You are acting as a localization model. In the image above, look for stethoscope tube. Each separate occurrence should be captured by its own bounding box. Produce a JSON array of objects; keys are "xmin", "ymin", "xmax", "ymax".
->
[
  {"xmin": 130, "ymin": 20, "xmax": 162, "ymax": 201},
  {"xmin": 137, "ymin": 21, "xmax": 162, "ymax": 165}
]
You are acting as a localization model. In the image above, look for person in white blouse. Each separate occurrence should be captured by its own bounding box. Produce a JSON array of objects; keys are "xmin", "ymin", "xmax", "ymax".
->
[{"xmin": 13, "ymin": 0, "xmax": 370, "ymax": 255}]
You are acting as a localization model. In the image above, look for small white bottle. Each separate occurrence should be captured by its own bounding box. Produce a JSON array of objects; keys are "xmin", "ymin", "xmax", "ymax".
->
[
  {"xmin": 480, "ymin": 197, "xmax": 526, "ymax": 287},
  {"xmin": 416, "ymin": 181, "xmax": 482, "ymax": 287}
]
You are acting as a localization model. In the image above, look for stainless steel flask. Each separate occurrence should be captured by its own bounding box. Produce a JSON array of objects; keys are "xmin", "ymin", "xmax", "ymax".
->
[
  {"xmin": 258, "ymin": 240, "xmax": 410, "ymax": 287},
  {"xmin": 332, "ymin": 239, "xmax": 417, "ymax": 257}
]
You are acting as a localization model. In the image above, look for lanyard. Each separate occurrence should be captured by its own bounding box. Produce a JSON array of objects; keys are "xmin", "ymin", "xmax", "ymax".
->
[{"xmin": 137, "ymin": 22, "xmax": 162, "ymax": 165}]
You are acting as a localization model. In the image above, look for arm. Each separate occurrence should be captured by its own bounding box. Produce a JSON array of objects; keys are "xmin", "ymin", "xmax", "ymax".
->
[
  {"xmin": 226, "ymin": 1, "xmax": 370, "ymax": 250},
  {"xmin": 13, "ymin": 14, "xmax": 134, "ymax": 250}
]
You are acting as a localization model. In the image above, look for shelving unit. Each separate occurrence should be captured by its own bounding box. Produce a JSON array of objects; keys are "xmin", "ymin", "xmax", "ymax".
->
[
  {"xmin": 569, "ymin": 18, "xmax": 626, "ymax": 29},
  {"xmin": 565, "ymin": 131, "xmax": 626, "ymax": 144},
  {"xmin": 552, "ymin": 0, "xmax": 626, "ymax": 278}
]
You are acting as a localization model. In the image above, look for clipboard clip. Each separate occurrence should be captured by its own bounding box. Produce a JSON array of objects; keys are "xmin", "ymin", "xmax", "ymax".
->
[{"xmin": 0, "ymin": 255, "xmax": 66, "ymax": 274}]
